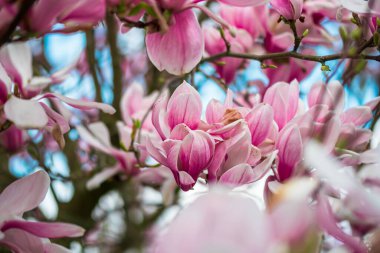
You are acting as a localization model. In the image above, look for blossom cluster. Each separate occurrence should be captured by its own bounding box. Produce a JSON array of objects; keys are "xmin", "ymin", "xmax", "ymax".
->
[{"xmin": 0, "ymin": 0, "xmax": 380, "ymax": 252}]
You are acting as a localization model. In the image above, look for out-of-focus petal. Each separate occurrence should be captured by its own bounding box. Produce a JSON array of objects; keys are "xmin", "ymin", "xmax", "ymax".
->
[
  {"xmin": 0, "ymin": 170, "xmax": 50, "ymax": 217},
  {"xmin": 1, "ymin": 220, "xmax": 85, "ymax": 238}
]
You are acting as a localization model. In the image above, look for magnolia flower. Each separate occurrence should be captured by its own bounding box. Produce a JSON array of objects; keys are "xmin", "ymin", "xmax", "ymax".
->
[
  {"xmin": 0, "ymin": 170, "xmax": 84, "ymax": 252},
  {"xmin": 144, "ymin": 0, "xmax": 269, "ymax": 75},
  {"xmin": 120, "ymin": 82, "xmax": 163, "ymax": 132},
  {"xmin": 146, "ymin": 9, "xmax": 203, "ymax": 75},
  {"xmin": 0, "ymin": 43, "xmax": 115, "ymax": 147},
  {"xmin": 77, "ymin": 122, "xmax": 143, "ymax": 190},
  {"xmin": 145, "ymin": 81, "xmax": 215, "ymax": 190}
]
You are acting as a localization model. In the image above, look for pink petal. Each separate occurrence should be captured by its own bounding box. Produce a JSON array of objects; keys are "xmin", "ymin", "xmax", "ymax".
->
[
  {"xmin": 167, "ymin": 81, "xmax": 202, "ymax": 130},
  {"xmin": 0, "ymin": 63, "xmax": 11, "ymax": 104},
  {"xmin": 76, "ymin": 123, "xmax": 112, "ymax": 155},
  {"xmin": 120, "ymin": 82, "xmax": 144, "ymax": 125},
  {"xmin": 340, "ymin": 106, "xmax": 372, "ymax": 126},
  {"xmin": 4, "ymin": 96, "xmax": 48, "ymax": 129},
  {"xmin": 152, "ymin": 94, "xmax": 170, "ymax": 140},
  {"xmin": 178, "ymin": 171, "xmax": 196, "ymax": 191},
  {"xmin": 146, "ymin": 9, "xmax": 203, "ymax": 75},
  {"xmin": 0, "ymin": 228, "xmax": 44, "ymax": 253},
  {"xmin": 308, "ymin": 81, "xmax": 344, "ymax": 112},
  {"xmin": 179, "ymin": 130, "xmax": 214, "ymax": 179},
  {"xmin": 37, "ymin": 93, "xmax": 116, "ymax": 114},
  {"xmin": 207, "ymin": 143, "xmax": 228, "ymax": 182},
  {"xmin": 251, "ymin": 151, "xmax": 278, "ymax": 181},
  {"xmin": 145, "ymin": 137, "xmax": 169, "ymax": 167},
  {"xmin": 316, "ymin": 195, "xmax": 367, "ymax": 253},
  {"xmin": 263, "ymin": 81, "xmax": 299, "ymax": 129},
  {"xmin": 275, "ymin": 123, "xmax": 303, "ymax": 182},
  {"xmin": 0, "ymin": 42, "xmax": 32, "ymax": 89},
  {"xmin": 0, "ymin": 170, "xmax": 50, "ymax": 216},
  {"xmin": 271, "ymin": 0, "xmax": 303, "ymax": 20},
  {"xmin": 219, "ymin": 163, "xmax": 254, "ymax": 186},
  {"xmin": 205, "ymin": 99, "xmax": 225, "ymax": 124},
  {"xmin": 43, "ymin": 243, "xmax": 71, "ymax": 253},
  {"xmin": 86, "ymin": 166, "xmax": 120, "ymax": 190},
  {"xmin": 2, "ymin": 220, "xmax": 84, "ymax": 238},
  {"xmin": 246, "ymin": 104, "xmax": 274, "ymax": 146},
  {"xmin": 40, "ymin": 103, "xmax": 70, "ymax": 134}
]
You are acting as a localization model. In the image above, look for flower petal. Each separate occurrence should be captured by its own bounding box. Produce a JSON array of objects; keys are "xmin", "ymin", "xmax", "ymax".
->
[
  {"xmin": 37, "ymin": 93, "xmax": 116, "ymax": 114},
  {"xmin": 0, "ymin": 170, "xmax": 50, "ymax": 216},
  {"xmin": 4, "ymin": 96, "xmax": 48, "ymax": 129},
  {"xmin": 146, "ymin": 9, "xmax": 203, "ymax": 75},
  {"xmin": 1, "ymin": 220, "xmax": 85, "ymax": 238}
]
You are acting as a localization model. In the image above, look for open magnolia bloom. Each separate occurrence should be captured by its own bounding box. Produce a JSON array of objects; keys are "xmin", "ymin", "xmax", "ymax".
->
[
  {"xmin": 142, "ymin": 0, "xmax": 269, "ymax": 75},
  {"xmin": 0, "ymin": 170, "xmax": 84, "ymax": 252},
  {"xmin": 0, "ymin": 42, "xmax": 115, "ymax": 147}
]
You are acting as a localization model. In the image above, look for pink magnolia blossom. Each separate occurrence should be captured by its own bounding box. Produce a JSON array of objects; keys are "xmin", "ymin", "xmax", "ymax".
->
[
  {"xmin": 77, "ymin": 122, "xmax": 146, "ymax": 189},
  {"xmin": 144, "ymin": 0, "xmax": 269, "ymax": 75},
  {"xmin": 146, "ymin": 9, "xmax": 203, "ymax": 75},
  {"xmin": 0, "ymin": 43, "xmax": 115, "ymax": 144},
  {"xmin": 146, "ymin": 81, "xmax": 215, "ymax": 190},
  {"xmin": 120, "ymin": 82, "xmax": 162, "ymax": 132},
  {"xmin": 271, "ymin": 0, "xmax": 304, "ymax": 20},
  {"xmin": 0, "ymin": 170, "xmax": 84, "ymax": 252}
]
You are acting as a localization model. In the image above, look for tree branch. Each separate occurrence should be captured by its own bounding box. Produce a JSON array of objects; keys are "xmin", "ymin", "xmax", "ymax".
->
[{"xmin": 201, "ymin": 50, "xmax": 380, "ymax": 65}]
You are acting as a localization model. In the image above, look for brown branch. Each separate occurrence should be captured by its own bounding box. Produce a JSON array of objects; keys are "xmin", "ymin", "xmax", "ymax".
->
[
  {"xmin": 85, "ymin": 30, "xmax": 102, "ymax": 103},
  {"xmin": 106, "ymin": 12, "xmax": 123, "ymax": 120},
  {"xmin": 201, "ymin": 51, "xmax": 380, "ymax": 65}
]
